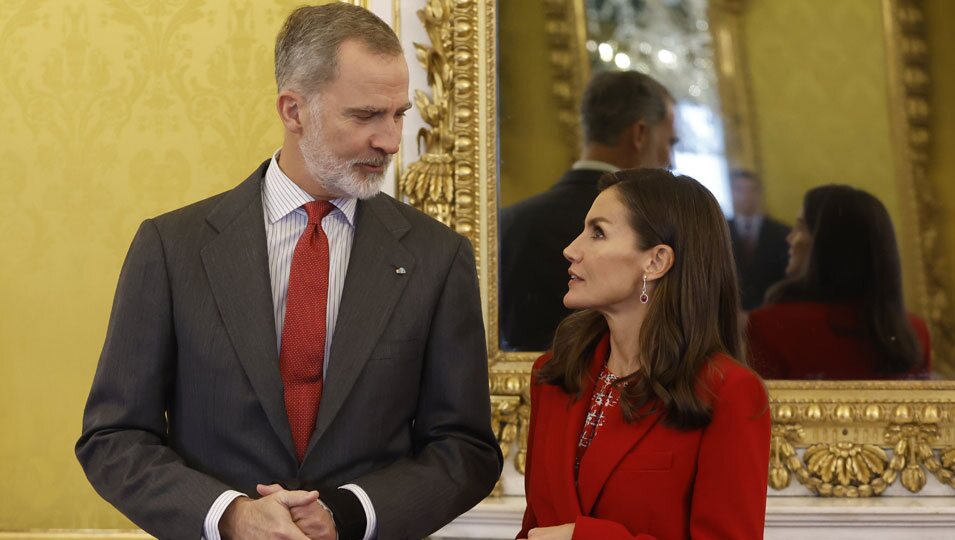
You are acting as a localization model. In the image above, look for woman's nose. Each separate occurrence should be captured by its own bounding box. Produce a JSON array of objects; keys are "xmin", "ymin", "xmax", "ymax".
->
[{"xmin": 564, "ymin": 234, "xmax": 582, "ymax": 262}]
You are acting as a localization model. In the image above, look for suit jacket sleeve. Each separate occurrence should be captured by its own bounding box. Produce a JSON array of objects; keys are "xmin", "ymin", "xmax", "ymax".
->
[
  {"xmin": 75, "ymin": 220, "xmax": 231, "ymax": 540},
  {"xmin": 345, "ymin": 236, "xmax": 503, "ymax": 540}
]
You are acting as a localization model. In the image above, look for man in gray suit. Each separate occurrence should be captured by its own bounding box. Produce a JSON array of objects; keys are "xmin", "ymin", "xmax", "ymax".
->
[{"xmin": 76, "ymin": 4, "xmax": 502, "ymax": 540}]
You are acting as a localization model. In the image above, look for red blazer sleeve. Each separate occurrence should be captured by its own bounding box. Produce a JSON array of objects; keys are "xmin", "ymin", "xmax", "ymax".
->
[
  {"xmin": 689, "ymin": 370, "xmax": 771, "ymax": 539},
  {"xmin": 517, "ymin": 355, "xmax": 547, "ymax": 539},
  {"xmin": 909, "ymin": 314, "xmax": 932, "ymax": 376},
  {"xmin": 746, "ymin": 312, "xmax": 784, "ymax": 379}
]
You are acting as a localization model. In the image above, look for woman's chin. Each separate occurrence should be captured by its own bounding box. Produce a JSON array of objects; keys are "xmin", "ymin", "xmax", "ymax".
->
[{"xmin": 563, "ymin": 294, "xmax": 585, "ymax": 310}]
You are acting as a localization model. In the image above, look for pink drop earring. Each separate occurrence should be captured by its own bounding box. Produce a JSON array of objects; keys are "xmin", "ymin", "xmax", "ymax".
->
[{"xmin": 640, "ymin": 274, "xmax": 649, "ymax": 304}]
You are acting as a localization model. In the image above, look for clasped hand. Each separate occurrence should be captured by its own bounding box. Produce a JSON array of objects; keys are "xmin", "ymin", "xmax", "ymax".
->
[
  {"xmin": 220, "ymin": 483, "xmax": 337, "ymax": 540},
  {"xmin": 519, "ymin": 523, "xmax": 575, "ymax": 540}
]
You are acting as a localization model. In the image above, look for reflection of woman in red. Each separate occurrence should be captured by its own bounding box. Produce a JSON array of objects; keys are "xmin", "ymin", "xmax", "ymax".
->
[
  {"xmin": 748, "ymin": 185, "xmax": 931, "ymax": 380},
  {"xmin": 518, "ymin": 169, "xmax": 770, "ymax": 540}
]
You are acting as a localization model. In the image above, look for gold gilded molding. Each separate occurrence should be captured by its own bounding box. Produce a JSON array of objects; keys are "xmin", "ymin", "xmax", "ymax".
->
[
  {"xmin": 541, "ymin": 0, "xmax": 589, "ymax": 157},
  {"xmin": 709, "ymin": 0, "xmax": 759, "ymax": 171},
  {"xmin": 883, "ymin": 0, "xmax": 953, "ymax": 378},
  {"xmin": 399, "ymin": 0, "xmax": 480, "ymax": 247},
  {"xmin": 490, "ymin": 393, "xmax": 529, "ymax": 495},
  {"xmin": 399, "ymin": 0, "xmax": 455, "ymax": 227},
  {"xmin": 767, "ymin": 384, "xmax": 955, "ymax": 495}
]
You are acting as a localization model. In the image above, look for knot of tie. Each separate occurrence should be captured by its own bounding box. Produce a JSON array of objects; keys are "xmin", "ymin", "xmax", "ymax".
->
[{"xmin": 303, "ymin": 200, "xmax": 335, "ymax": 224}]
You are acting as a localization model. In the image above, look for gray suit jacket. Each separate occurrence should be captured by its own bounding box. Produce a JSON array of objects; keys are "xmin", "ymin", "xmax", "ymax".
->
[{"xmin": 76, "ymin": 162, "xmax": 503, "ymax": 540}]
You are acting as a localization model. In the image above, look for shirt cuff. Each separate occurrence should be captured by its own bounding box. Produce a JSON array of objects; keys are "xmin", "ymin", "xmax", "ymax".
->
[
  {"xmin": 340, "ymin": 483, "xmax": 377, "ymax": 540},
  {"xmin": 202, "ymin": 490, "xmax": 246, "ymax": 540}
]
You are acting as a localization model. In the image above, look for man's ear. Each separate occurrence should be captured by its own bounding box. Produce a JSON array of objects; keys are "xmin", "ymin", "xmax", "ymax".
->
[
  {"xmin": 277, "ymin": 90, "xmax": 306, "ymax": 134},
  {"xmin": 645, "ymin": 244, "xmax": 675, "ymax": 282},
  {"xmin": 630, "ymin": 120, "xmax": 649, "ymax": 153}
]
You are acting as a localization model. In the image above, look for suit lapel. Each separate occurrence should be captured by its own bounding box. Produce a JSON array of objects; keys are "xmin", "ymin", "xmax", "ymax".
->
[
  {"xmin": 304, "ymin": 195, "xmax": 414, "ymax": 459},
  {"xmin": 576, "ymin": 384, "xmax": 663, "ymax": 516},
  {"xmin": 554, "ymin": 335, "xmax": 612, "ymax": 517},
  {"xmin": 201, "ymin": 163, "xmax": 297, "ymax": 460}
]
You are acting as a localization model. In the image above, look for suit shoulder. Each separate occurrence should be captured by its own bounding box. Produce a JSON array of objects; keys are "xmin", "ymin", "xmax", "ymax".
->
[
  {"xmin": 763, "ymin": 217, "xmax": 790, "ymax": 234},
  {"xmin": 149, "ymin": 190, "xmax": 230, "ymax": 227},
  {"xmin": 149, "ymin": 161, "xmax": 269, "ymax": 232},
  {"xmin": 532, "ymin": 351, "xmax": 554, "ymax": 372},
  {"xmin": 704, "ymin": 354, "xmax": 765, "ymax": 395},
  {"xmin": 371, "ymin": 194, "xmax": 465, "ymax": 252}
]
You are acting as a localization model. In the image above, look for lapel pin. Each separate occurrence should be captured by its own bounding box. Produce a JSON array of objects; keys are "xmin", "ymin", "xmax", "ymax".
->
[{"xmin": 395, "ymin": 266, "xmax": 407, "ymax": 275}]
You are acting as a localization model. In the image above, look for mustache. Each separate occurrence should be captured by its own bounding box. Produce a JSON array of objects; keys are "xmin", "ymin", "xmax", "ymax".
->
[{"xmin": 350, "ymin": 154, "xmax": 391, "ymax": 168}]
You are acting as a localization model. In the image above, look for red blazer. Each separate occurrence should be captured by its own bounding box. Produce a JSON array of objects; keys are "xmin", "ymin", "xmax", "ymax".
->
[
  {"xmin": 747, "ymin": 302, "xmax": 932, "ymax": 380},
  {"xmin": 519, "ymin": 335, "xmax": 771, "ymax": 540}
]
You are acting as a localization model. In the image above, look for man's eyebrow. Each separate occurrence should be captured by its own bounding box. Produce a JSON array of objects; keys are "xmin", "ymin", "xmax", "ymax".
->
[
  {"xmin": 345, "ymin": 103, "xmax": 413, "ymax": 115},
  {"xmin": 345, "ymin": 106, "xmax": 384, "ymax": 115}
]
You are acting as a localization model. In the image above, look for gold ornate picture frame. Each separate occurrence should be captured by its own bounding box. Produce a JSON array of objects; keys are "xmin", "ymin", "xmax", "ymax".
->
[{"xmin": 400, "ymin": 0, "xmax": 955, "ymax": 497}]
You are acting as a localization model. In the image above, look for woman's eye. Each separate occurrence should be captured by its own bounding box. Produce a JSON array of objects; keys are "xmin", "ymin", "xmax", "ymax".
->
[{"xmin": 591, "ymin": 227, "xmax": 604, "ymax": 239}]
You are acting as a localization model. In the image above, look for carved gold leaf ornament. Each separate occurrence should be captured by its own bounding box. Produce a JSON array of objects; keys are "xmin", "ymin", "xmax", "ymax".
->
[
  {"xmin": 400, "ymin": 0, "xmax": 455, "ymax": 227},
  {"xmin": 804, "ymin": 443, "xmax": 888, "ymax": 488},
  {"xmin": 768, "ymin": 419, "xmax": 804, "ymax": 489}
]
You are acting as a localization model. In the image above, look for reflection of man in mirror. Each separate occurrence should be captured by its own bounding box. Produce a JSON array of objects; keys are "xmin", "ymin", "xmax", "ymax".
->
[
  {"xmin": 727, "ymin": 169, "xmax": 789, "ymax": 311},
  {"xmin": 499, "ymin": 71, "xmax": 677, "ymax": 351}
]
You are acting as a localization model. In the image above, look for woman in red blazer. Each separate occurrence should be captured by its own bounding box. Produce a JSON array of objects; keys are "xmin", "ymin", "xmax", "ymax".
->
[
  {"xmin": 519, "ymin": 169, "xmax": 771, "ymax": 540},
  {"xmin": 748, "ymin": 185, "xmax": 931, "ymax": 380}
]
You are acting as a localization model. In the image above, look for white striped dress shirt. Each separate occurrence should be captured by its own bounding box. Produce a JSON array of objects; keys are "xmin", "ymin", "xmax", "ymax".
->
[
  {"xmin": 203, "ymin": 152, "xmax": 377, "ymax": 540},
  {"xmin": 262, "ymin": 154, "xmax": 356, "ymax": 372}
]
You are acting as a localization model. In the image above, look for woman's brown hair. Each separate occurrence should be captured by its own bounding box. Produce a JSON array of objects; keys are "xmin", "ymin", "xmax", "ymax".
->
[
  {"xmin": 765, "ymin": 185, "xmax": 922, "ymax": 374},
  {"xmin": 537, "ymin": 168, "xmax": 745, "ymax": 429}
]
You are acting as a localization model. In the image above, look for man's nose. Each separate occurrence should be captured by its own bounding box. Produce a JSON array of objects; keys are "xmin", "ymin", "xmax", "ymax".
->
[{"xmin": 371, "ymin": 120, "xmax": 402, "ymax": 155}]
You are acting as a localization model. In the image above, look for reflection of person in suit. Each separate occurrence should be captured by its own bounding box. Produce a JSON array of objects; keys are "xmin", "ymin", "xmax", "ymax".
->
[
  {"xmin": 519, "ymin": 169, "xmax": 770, "ymax": 540},
  {"xmin": 727, "ymin": 169, "xmax": 789, "ymax": 311},
  {"xmin": 748, "ymin": 185, "xmax": 931, "ymax": 380},
  {"xmin": 500, "ymin": 71, "xmax": 677, "ymax": 351},
  {"xmin": 75, "ymin": 5, "xmax": 502, "ymax": 540}
]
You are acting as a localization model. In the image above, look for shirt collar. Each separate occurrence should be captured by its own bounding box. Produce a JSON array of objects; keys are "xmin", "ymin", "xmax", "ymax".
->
[
  {"xmin": 571, "ymin": 160, "xmax": 620, "ymax": 173},
  {"xmin": 735, "ymin": 214, "xmax": 763, "ymax": 233},
  {"xmin": 263, "ymin": 149, "xmax": 356, "ymax": 227}
]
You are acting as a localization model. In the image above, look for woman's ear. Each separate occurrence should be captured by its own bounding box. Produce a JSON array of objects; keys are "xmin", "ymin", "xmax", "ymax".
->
[{"xmin": 645, "ymin": 244, "xmax": 675, "ymax": 282}]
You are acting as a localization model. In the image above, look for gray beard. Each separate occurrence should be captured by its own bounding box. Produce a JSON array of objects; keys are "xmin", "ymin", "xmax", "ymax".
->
[{"xmin": 299, "ymin": 118, "xmax": 389, "ymax": 200}]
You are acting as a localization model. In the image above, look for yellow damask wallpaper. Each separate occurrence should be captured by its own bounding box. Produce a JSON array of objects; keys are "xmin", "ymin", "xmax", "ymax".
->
[{"xmin": 0, "ymin": 0, "xmax": 337, "ymax": 530}]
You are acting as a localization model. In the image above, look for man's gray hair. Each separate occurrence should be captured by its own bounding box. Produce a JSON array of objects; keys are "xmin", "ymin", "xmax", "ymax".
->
[
  {"xmin": 581, "ymin": 70, "xmax": 674, "ymax": 146},
  {"xmin": 275, "ymin": 3, "xmax": 402, "ymax": 96}
]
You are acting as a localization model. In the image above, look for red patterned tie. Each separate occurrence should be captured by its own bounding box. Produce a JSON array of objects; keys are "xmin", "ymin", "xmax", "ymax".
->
[{"xmin": 280, "ymin": 200, "xmax": 334, "ymax": 462}]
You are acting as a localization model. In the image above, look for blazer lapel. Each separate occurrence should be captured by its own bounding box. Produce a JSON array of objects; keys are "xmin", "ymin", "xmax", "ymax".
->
[
  {"xmin": 576, "ymin": 386, "xmax": 663, "ymax": 516},
  {"xmin": 201, "ymin": 163, "xmax": 296, "ymax": 460},
  {"xmin": 555, "ymin": 335, "xmax": 612, "ymax": 517},
  {"xmin": 304, "ymin": 195, "xmax": 414, "ymax": 458}
]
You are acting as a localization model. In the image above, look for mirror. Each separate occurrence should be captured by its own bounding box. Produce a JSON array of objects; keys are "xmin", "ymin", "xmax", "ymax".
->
[
  {"xmin": 496, "ymin": 0, "xmax": 951, "ymax": 380},
  {"xmin": 401, "ymin": 0, "xmax": 955, "ymax": 499}
]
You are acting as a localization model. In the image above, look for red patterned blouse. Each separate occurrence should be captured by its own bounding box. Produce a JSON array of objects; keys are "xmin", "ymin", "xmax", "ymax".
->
[{"xmin": 575, "ymin": 364, "xmax": 620, "ymax": 476}]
